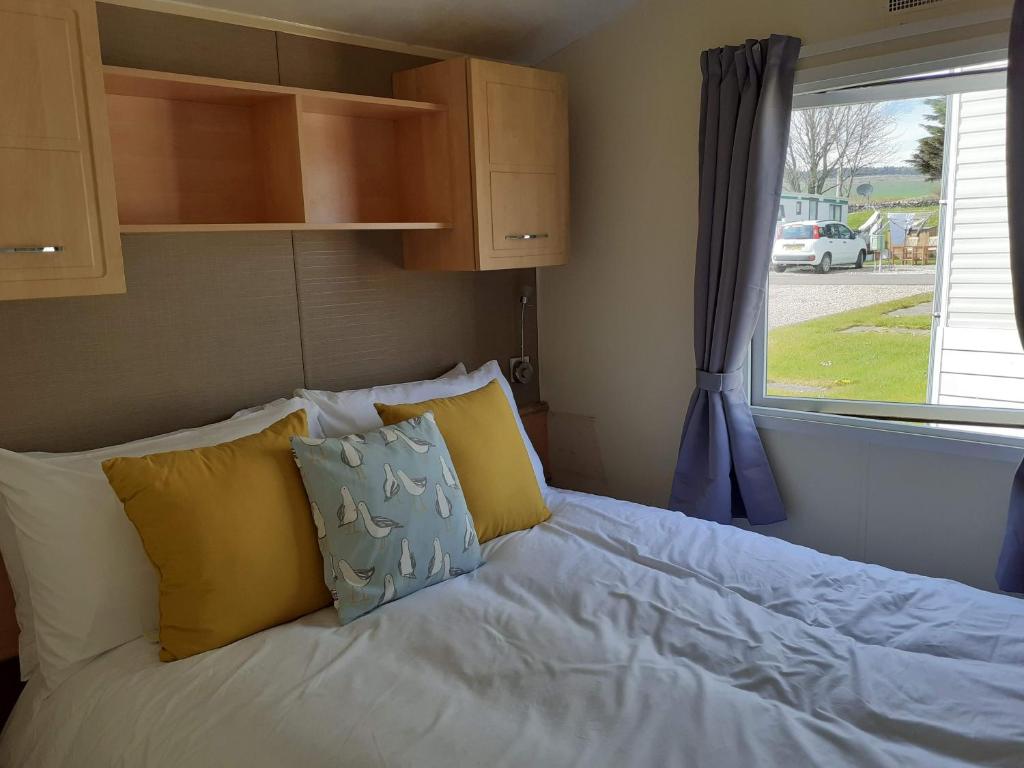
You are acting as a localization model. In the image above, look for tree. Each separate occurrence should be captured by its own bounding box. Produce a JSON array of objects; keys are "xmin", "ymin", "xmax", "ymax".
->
[
  {"xmin": 785, "ymin": 103, "xmax": 899, "ymax": 197},
  {"xmin": 910, "ymin": 97, "xmax": 946, "ymax": 181}
]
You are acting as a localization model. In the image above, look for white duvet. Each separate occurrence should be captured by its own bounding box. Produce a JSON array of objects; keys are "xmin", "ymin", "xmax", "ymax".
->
[{"xmin": 3, "ymin": 489, "xmax": 1024, "ymax": 767}]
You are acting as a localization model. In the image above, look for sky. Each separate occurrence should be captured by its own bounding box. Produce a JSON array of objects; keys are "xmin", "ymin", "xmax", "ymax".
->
[{"xmin": 884, "ymin": 97, "xmax": 932, "ymax": 165}]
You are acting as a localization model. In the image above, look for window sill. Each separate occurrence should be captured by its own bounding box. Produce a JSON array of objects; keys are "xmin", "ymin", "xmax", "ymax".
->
[{"xmin": 751, "ymin": 405, "xmax": 1024, "ymax": 464}]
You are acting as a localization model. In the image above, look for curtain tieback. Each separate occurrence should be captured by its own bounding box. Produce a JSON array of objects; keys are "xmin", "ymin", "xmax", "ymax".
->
[{"xmin": 696, "ymin": 369, "xmax": 743, "ymax": 392}]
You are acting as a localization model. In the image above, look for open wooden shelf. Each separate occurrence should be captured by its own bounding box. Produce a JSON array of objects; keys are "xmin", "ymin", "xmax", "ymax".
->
[
  {"xmin": 119, "ymin": 222, "xmax": 451, "ymax": 233},
  {"xmin": 104, "ymin": 67, "xmax": 445, "ymax": 119},
  {"xmin": 103, "ymin": 66, "xmax": 451, "ymax": 233}
]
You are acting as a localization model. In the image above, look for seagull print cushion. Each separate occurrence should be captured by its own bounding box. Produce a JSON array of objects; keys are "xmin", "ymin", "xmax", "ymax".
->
[{"xmin": 290, "ymin": 413, "xmax": 482, "ymax": 625}]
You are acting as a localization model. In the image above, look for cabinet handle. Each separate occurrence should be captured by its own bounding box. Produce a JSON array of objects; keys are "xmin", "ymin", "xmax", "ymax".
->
[
  {"xmin": 0, "ymin": 245, "xmax": 64, "ymax": 254},
  {"xmin": 505, "ymin": 233, "xmax": 549, "ymax": 241}
]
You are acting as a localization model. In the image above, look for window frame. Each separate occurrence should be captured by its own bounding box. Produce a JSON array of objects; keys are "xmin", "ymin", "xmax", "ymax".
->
[{"xmin": 750, "ymin": 53, "xmax": 1024, "ymax": 432}]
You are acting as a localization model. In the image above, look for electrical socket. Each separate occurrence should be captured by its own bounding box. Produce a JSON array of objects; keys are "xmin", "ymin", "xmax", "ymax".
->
[{"xmin": 509, "ymin": 356, "xmax": 532, "ymax": 384}]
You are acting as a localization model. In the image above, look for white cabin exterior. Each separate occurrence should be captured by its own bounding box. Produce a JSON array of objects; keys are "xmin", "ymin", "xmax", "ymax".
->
[
  {"xmin": 778, "ymin": 193, "xmax": 848, "ymax": 224},
  {"xmin": 929, "ymin": 89, "xmax": 1024, "ymax": 410}
]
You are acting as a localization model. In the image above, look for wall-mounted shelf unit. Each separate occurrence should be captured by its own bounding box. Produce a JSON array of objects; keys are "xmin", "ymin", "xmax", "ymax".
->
[
  {"xmin": 1, "ymin": 0, "xmax": 569, "ymax": 301},
  {"xmin": 103, "ymin": 66, "xmax": 453, "ymax": 233}
]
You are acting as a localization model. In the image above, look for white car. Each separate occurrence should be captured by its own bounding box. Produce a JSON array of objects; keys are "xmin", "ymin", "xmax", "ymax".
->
[{"xmin": 771, "ymin": 220, "xmax": 867, "ymax": 274}]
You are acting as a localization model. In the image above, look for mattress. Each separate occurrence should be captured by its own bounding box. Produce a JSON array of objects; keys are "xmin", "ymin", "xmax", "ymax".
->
[{"xmin": 2, "ymin": 488, "xmax": 1023, "ymax": 767}]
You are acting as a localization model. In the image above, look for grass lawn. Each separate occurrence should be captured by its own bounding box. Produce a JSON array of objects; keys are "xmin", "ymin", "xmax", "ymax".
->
[
  {"xmin": 767, "ymin": 292, "xmax": 934, "ymax": 403},
  {"xmin": 849, "ymin": 174, "xmax": 940, "ymax": 202}
]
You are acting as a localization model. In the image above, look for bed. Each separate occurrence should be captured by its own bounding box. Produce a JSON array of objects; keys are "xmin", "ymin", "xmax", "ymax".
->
[{"xmin": 2, "ymin": 487, "xmax": 1022, "ymax": 767}]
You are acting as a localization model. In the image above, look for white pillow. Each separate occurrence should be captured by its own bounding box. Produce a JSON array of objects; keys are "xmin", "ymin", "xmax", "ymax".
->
[
  {"xmin": 296, "ymin": 363, "xmax": 467, "ymax": 437},
  {"xmin": 299, "ymin": 361, "xmax": 546, "ymax": 490},
  {"xmin": 0, "ymin": 393, "xmax": 322, "ymax": 682},
  {"xmin": 230, "ymin": 396, "xmax": 324, "ymax": 436},
  {"xmin": 0, "ymin": 397, "xmax": 316, "ymax": 691}
]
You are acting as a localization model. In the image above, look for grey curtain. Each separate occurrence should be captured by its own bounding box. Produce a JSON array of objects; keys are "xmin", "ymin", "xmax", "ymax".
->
[
  {"xmin": 996, "ymin": 0, "xmax": 1024, "ymax": 592},
  {"xmin": 669, "ymin": 35, "xmax": 800, "ymax": 525}
]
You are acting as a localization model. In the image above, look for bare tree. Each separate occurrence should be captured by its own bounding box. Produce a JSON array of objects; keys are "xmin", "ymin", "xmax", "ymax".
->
[{"xmin": 785, "ymin": 103, "xmax": 899, "ymax": 197}]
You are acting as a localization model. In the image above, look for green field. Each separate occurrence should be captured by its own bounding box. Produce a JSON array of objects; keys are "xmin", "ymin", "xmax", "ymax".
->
[
  {"xmin": 767, "ymin": 293, "xmax": 934, "ymax": 403},
  {"xmin": 849, "ymin": 174, "xmax": 940, "ymax": 203}
]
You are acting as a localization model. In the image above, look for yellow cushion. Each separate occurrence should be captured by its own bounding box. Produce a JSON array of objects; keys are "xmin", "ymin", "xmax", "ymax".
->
[
  {"xmin": 102, "ymin": 411, "xmax": 330, "ymax": 662},
  {"xmin": 375, "ymin": 380, "xmax": 549, "ymax": 542}
]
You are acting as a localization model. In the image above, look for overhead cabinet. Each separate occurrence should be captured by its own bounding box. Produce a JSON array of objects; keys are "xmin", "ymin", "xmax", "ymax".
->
[
  {"xmin": 394, "ymin": 58, "xmax": 570, "ymax": 271},
  {"xmin": 0, "ymin": 5, "xmax": 569, "ymax": 300},
  {"xmin": 0, "ymin": 0, "xmax": 123, "ymax": 301}
]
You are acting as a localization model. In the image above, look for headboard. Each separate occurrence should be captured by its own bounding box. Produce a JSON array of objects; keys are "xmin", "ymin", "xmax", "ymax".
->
[
  {"xmin": 0, "ymin": 231, "xmax": 537, "ymax": 454},
  {"xmin": 0, "ymin": 4, "xmax": 540, "ymax": 662}
]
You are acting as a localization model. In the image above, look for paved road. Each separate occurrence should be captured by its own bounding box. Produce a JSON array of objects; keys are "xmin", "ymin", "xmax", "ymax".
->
[
  {"xmin": 769, "ymin": 265, "xmax": 935, "ymax": 286},
  {"xmin": 767, "ymin": 266, "xmax": 936, "ymax": 330}
]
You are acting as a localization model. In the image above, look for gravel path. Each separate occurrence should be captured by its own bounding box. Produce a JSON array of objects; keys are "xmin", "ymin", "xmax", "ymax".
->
[{"xmin": 767, "ymin": 285, "xmax": 932, "ymax": 330}]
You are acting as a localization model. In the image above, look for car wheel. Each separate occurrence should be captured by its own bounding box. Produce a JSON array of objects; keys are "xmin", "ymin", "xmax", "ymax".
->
[
  {"xmin": 815, "ymin": 253, "xmax": 832, "ymax": 274},
  {"xmin": 854, "ymin": 250, "xmax": 865, "ymax": 269},
  {"xmin": 773, "ymin": 265, "xmax": 787, "ymax": 273}
]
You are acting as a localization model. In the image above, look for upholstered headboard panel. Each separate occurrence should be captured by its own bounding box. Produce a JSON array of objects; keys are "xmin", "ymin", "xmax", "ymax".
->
[
  {"xmin": 294, "ymin": 231, "xmax": 535, "ymax": 392},
  {"xmin": 0, "ymin": 231, "xmax": 539, "ymax": 454},
  {"xmin": 0, "ymin": 4, "xmax": 540, "ymax": 661},
  {"xmin": 0, "ymin": 233, "xmax": 305, "ymax": 453}
]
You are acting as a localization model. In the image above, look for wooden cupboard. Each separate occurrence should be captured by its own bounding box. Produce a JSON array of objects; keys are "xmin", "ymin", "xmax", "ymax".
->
[
  {"xmin": 394, "ymin": 58, "xmax": 569, "ymax": 271},
  {"xmin": 0, "ymin": 5, "xmax": 570, "ymax": 300},
  {"xmin": 0, "ymin": 0, "xmax": 123, "ymax": 301}
]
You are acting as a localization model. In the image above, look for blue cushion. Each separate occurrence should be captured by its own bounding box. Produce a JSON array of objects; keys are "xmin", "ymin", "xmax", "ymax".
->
[{"xmin": 290, "ymin": 414, "xmax": 482, "ymax": 624}]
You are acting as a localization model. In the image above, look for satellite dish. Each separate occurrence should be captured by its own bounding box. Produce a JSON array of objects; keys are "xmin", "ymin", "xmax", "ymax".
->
[{"xmin": 856, "ymin": 183, "xmax": 874, "ymax": 198}]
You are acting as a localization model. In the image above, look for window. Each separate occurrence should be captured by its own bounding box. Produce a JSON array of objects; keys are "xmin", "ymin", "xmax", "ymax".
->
[
  {"xmin": 753, "ymin": 57, "xmax": 1024, "ymax": 430},
  {"xmin": 778, "ymin": 204, "xmax": 785, "ymax": 220},
  {"xmin": 796, "ymin": 201, "xmax": 803, "ymax": 215},
  {"xmin": 781, "ymin": 222, "xmax": 815, "ymax": 239}
]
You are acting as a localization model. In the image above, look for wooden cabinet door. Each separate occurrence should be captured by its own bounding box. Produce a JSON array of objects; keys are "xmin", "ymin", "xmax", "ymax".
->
[
  {"xmin": 0, "ymin": 0, "xmax": 123, "ymax": 300},
  {"xmin": 468, "ymin": 59, "xmax": 568, "ymax": 270}
]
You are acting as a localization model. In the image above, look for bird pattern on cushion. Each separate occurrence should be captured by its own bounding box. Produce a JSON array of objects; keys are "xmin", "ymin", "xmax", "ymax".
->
[
  {"xmin": 356, "ymin": 501, "xmax": 403, "ymax": 539},
  {"xmin": 335, "ymin": 559, "xmax": 375, "ymax": 587},
  {"xmin": 427, "ymin": 537, "xmax": 443, "ymax": 579},
  {"xmin": 291, "ymin": 413, "xmax": 482, "ymax": 625},
  {"xmin": 339, "ymin": 438, "xmax": 363, "ymax": 468},
  {"xmin": 338, "ymin": 487, "xmax": 358, "ymax": 526},
  {"xmin": 439, "ymin": 454, "xmax": 459, "ymax": 490},
  {"xmin": 399, "ymin": 538, "xmax": 416, "ymax": 579}
]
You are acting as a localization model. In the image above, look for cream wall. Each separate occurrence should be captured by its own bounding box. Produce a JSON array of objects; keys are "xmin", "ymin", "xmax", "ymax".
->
[{"xmin": 539, "ymin": 0, "xmax": 1019, "ymax": 590}]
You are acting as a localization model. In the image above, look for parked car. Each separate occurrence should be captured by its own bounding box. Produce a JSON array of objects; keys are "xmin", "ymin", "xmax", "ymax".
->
[{"xmin": 772, "ymin": 220, "xmax": 867, "ymax": 274}]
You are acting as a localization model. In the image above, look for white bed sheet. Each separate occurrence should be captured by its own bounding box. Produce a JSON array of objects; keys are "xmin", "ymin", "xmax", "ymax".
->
[{"xmin": 3, "ymin": 488, "xmax": 1023, "ymax": 767}]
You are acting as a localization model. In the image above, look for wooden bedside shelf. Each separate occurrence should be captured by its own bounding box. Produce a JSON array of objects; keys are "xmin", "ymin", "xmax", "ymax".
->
[{"xmin": 518, "ymin": 402, "xmax": 551, "ymax": 482}]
